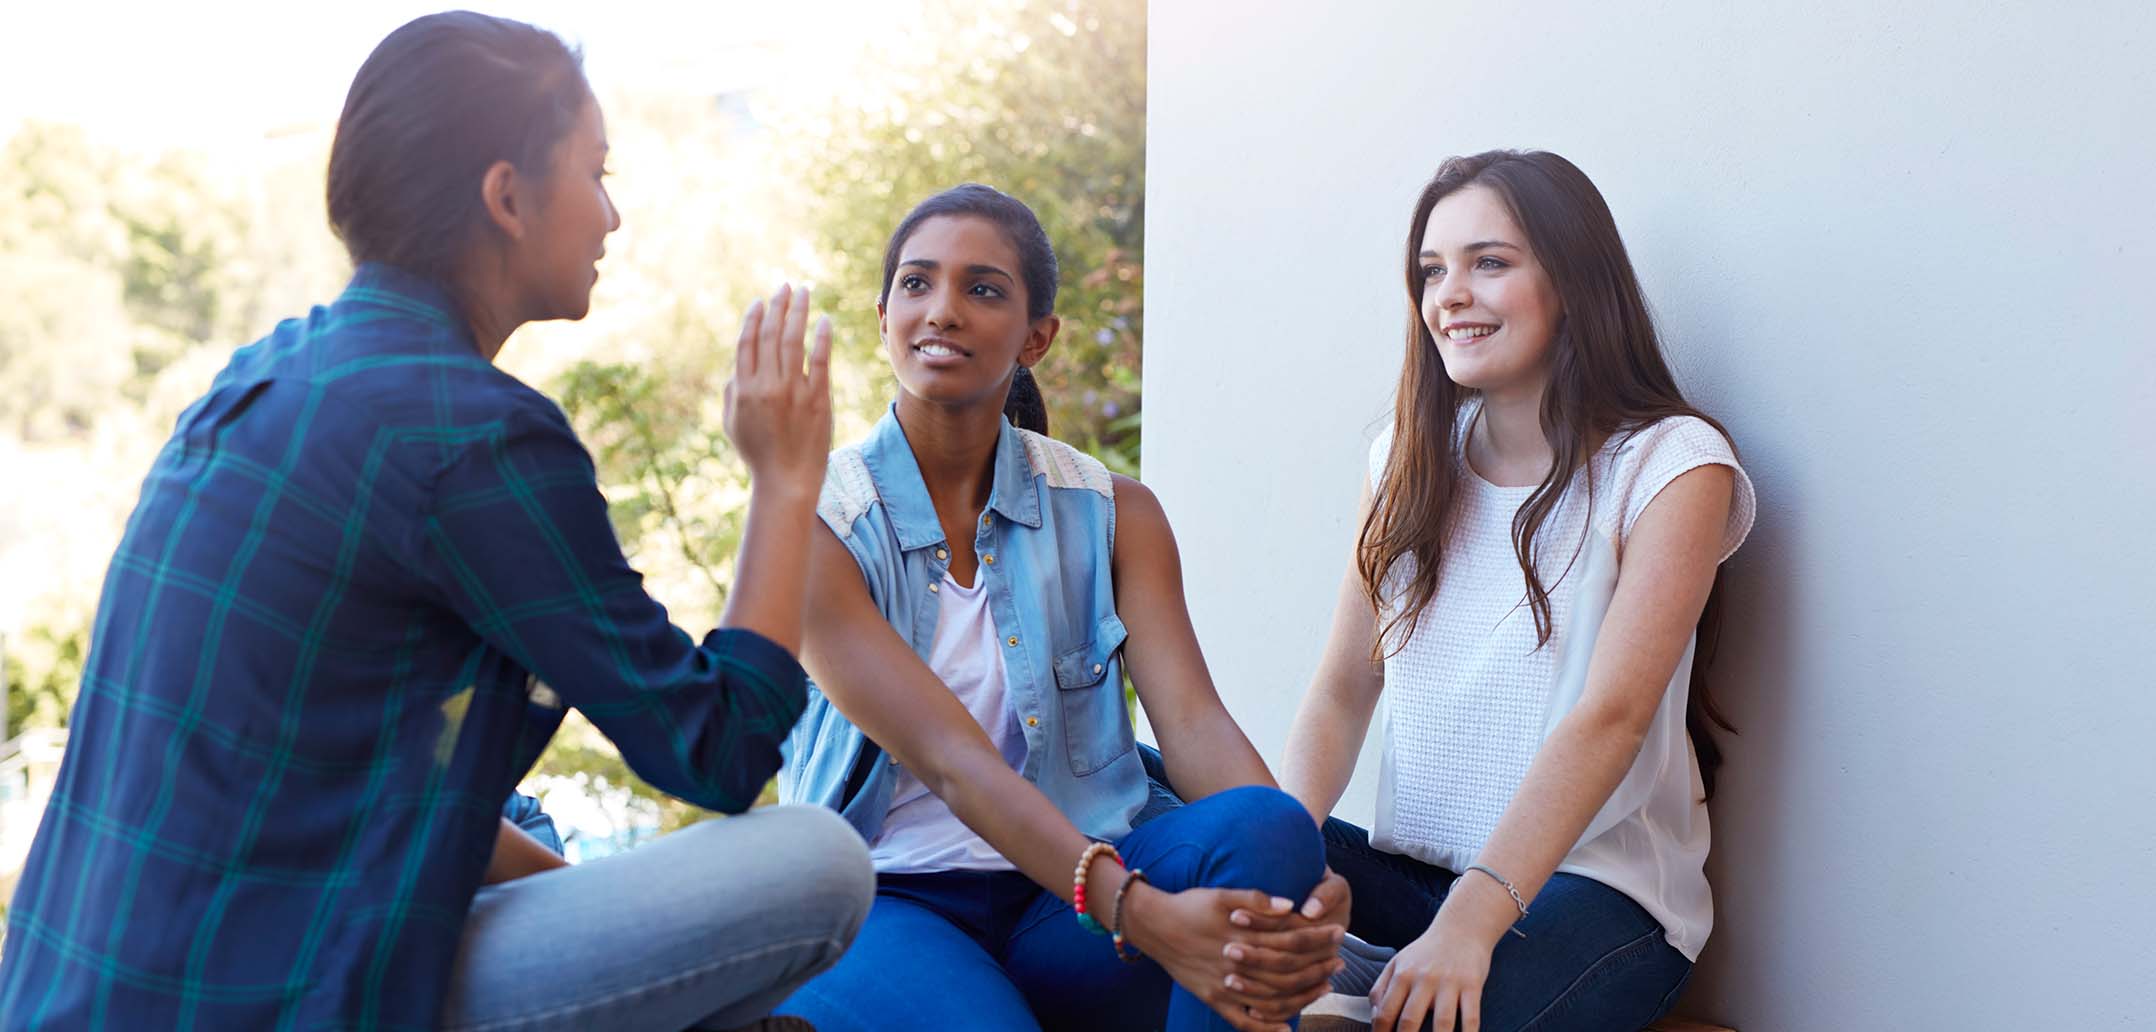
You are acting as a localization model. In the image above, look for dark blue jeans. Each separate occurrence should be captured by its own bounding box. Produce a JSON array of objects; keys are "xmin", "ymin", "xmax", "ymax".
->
[
  {"xmin": 1321, "ymin": 819, "xmax": 1692, "ymax": 1032},
  {"xmin": 776, "ymin": 785, "xmax": 1326, "ymax": 1032}
]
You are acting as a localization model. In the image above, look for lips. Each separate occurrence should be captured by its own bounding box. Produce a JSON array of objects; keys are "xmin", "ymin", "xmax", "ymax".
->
[
  {"xmin": 1442, "ymin": 323, "xmax": 1498, "ymax": 342},
  {"xmin": 912, "ymin": 337, "xmax": 972, "ymax": 360}
]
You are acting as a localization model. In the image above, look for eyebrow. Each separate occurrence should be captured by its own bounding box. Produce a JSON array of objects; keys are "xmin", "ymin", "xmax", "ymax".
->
[
  {"xmin": 898, "ymin": 259, "xmax": 1015, "ymax": 281},
  {"xmin": 1419, "ymin": 240, "xmax": 1523, "ymax": 258}
]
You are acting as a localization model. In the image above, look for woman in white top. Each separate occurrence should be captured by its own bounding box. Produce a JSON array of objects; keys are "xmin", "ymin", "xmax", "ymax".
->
[{"xmin": 1281, "ymin": 150, "xmax": 1757, "ymax": 1032}]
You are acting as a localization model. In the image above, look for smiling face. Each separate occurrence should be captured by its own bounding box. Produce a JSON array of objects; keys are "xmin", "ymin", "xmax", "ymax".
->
[
  {"xmin": 512, "ymin": 94, "xmax": 620, "ymax": 322},
  {"xmin": 1417, "ymin": 184, "xmax": 1563, "ymax": 397},
  {"xmin": 879, "ymin": 214, "xmax": 1056, "ymax": 411}
]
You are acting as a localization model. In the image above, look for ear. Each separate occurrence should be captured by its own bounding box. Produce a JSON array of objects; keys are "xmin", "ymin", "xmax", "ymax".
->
[
  {"xmin": 479, "ymin": 159, "xmax": 527, "ymax": 241},
  {"xmin": 1017, "ymin": 314, "xmax": 1059, "ymax": 369},
  {"xmin": 876, "ymin": 299, "xmax": 889, "ymax": 347}
]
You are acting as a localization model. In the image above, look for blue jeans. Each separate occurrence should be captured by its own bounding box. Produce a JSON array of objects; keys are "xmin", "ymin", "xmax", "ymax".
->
[
  {"xmin": 1321, "ymin": 819, "xmax": 1691, "ymax": 1032},
  {"xmin": 439, "ymin": 805, "xmax": 875, "ymax": 1031},
  {"xmin": 776, "ymin": 785, "xmax": 1326, "ymax": 1032}
]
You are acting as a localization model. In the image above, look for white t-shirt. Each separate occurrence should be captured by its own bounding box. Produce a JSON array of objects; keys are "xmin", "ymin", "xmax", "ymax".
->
[
  {"xmin": 868, "ymin": 570, "xmax": 1028, "ymax": 873},
  {"xmin": 1367, "ymin": 407, "xmax": 1756, "ymax": 961}
]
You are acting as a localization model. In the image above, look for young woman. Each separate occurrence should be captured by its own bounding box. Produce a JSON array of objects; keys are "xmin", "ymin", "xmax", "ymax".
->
[
  {"xmin": 0, "ymin": 13, "xmax": 869, "ymax": 1031},
  {"xmin": 774, "ymin": 184, "xmax": 1346, "ymax": 1032},
  {"xmin": 1281, "ymin": 151, "xmax": 1757, "ymax": 1032}
]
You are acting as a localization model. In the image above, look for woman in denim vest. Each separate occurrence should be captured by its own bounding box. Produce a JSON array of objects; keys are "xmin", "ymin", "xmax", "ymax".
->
[{"xmin": 775, "ymin": 185, "xmax": 1341, "ymax": 1032}]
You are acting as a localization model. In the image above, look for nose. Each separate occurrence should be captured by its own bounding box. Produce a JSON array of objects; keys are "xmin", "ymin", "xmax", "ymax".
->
[
  {"xmin": 1434, "ymin": 272, "xmax": 1471, "ymax": 312},
  {"xmin": 605, "ymin": 190, "xmax": 623, "ymax": 234},
  {"xmin": 925, "ymin": 284, "xmax": 962, "ymax": 331}
]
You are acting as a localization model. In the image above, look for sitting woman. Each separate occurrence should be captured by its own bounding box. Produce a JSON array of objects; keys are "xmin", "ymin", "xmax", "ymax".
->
[
  {"xmin": 0, "ymin": 13, "xmax": 869, "ymax": 1031},
  {"xmin": 1282, "ymin": 151, "xmax": 1757, "ymax": 1032},
  {"xmin": 775, "ymin": 184, "xmax": 1345, "ymax": 1032}
]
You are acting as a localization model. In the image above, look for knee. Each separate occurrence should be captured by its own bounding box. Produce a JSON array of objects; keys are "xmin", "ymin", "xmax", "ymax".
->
[
  {"xmin": 760, "ymin": 805, "xmax": 876, "ymax": 938},
  {"xmin": 1199, "ymin": 786, "xmax": 1326, "ymax": 899}
]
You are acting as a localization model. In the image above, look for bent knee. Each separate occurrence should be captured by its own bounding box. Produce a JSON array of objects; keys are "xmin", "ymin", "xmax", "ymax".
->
[{"xmin": 1202, "ymin": 786, "xmax": 1326, "ymax": 897}]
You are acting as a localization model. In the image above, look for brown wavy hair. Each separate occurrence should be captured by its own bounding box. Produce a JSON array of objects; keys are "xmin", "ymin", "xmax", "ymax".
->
[{"xmin": 1357, "ymin": 150, "xmax": 1739, "ymax": 796}]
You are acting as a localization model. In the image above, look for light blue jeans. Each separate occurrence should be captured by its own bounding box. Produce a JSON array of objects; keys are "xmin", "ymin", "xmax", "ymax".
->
[{"xmin": 440, "ymin": 804, "xmax": 875, "ymax": 1031}]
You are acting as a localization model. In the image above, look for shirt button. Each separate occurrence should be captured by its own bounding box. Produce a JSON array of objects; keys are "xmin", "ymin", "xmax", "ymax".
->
[
  {"xmin": 1026, "ymin": 716, "xmax": 1040, "ymax": 727},
  {"xmin": 928, "ymin": 581, "xmax": 940, "ymax": 593},
  {"xmin": 982, "ymin": 554, "xmax": 996, "ymax": 565},
  {"xmin": 1092, "ymin": 663, "xmax": 1104, "ymax": 675},
  {"xmin": 935, "ymin": 547, "xmax": 948, "ymax": 560},
  {"xmin": 981, "ymin": 514, "xmax": 992, "ymax": 526},
  {"xmin": 1006, "ymin": 636, "xmax": 1019, "ymax": 647}
]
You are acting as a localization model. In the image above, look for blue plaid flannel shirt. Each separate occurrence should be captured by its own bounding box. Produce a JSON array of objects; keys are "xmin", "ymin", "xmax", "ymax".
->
[{"xmin": 0, "ymin": 264, "xmax": 806, "ymax": 1030}]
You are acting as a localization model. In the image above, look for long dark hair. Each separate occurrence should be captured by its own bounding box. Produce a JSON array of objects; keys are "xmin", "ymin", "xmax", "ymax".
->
[
  {"xmin": 1357, "ymin": 150, "xmax": 1739, "ymax": 796},
  {"xmin": 327, "ymin": 11, "xmax": 588, "ymax": 286},
  {"xmin": 879, "ymin": 183, "xmax": 1057, "ymax": 434}
]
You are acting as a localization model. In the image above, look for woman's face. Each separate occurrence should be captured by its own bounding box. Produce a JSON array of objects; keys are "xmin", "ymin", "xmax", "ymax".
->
[
  {"xmin": 880, "ymin": 214, "xmax": 1054, "ymax": 410},
  {"xmin": 516, "ymin": 96, "xmax": 620, "ymax": 322},
  {"xmin": 1418, "ymin": 184, "xmax": 1562, "ymax": 396}
]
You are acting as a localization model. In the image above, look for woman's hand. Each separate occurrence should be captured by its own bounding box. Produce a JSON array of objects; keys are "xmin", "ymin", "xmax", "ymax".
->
[
  {"xmin": 723, "ymin": 283, "xmax": 832, "ymax": 500},
  {"xmin": 1369, "ymin": 884, "xmax": 1514, "ymax": 1032},
  {"xmin": 1122, "ymin": 882, "xmax": 1343, "ymax": 1032},
  {"xmin": 1221, "ymin": 866, "xmax": 1351, "ymax": 991}
]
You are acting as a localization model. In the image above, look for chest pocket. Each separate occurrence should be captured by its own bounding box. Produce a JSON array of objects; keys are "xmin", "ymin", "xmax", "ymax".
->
[{"xmin": 1053, "ymin": 613, "xmax": 1134, "ymax": 775}]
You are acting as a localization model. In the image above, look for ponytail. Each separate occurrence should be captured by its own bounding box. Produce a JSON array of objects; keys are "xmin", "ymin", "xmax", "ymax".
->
[{"xmin": 1004, "ymin": 366, "xmax": 1049, "ymax": 435}]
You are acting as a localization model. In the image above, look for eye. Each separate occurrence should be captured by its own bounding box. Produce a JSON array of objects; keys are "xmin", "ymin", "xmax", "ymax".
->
[
  {"xmin": 969, "ymin": 282, "xmax": 1006, "ymax": 299},
  {"xmin": 1420, "ymin": 264, "xmax": 1445, "ymax": 281},
  {"xmin": 899, "ymin": 273, "xmax": 929, "ymax": 292},
  {"xmin": 1475, "ymin": 255, "xmax": 1508, "ymax": 270}
]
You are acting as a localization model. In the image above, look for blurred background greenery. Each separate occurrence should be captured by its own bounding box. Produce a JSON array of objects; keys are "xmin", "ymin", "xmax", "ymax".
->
[{"xmin": 0, "ymin": 0, "xmax": 1143, "ymax": 859}]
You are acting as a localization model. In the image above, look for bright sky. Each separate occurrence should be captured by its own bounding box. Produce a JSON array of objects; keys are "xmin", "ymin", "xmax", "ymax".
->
[{"xmin": 4, "ymin": 0, "xmax": 894, "ymax": 147}]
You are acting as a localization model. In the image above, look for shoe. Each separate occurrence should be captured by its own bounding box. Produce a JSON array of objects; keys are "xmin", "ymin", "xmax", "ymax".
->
[
  {"xmin": 1301, "ymin": 991, "xmax": 1373, "ymax": 1032},
  {"xmin": 1331, "ymin": 933, "xmax": 1395, "ymax": 996}
]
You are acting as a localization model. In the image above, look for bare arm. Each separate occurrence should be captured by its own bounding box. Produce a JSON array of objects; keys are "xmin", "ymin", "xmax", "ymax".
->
[
  {"xmin": 1110, "ymin": 475, "xmax": 1276, "ymax": 800},
  {"xmin": 1370, "ymin": 465, "xmax": 1735, "ymax": 1032},
  {"xmin": 716, "ymin": 285, "xmax": 833, "ymax": 654},
  {"xmin": 805, "ymin": 522, "xmax": 1326, "ymax": 1032},
  {"xmin": 1279, "ymin": 477, "xmax": 1385, "ymax": 823},
  {"xmin": 481, "ymin": 818, "xmax": 569, "ymax": 885}
]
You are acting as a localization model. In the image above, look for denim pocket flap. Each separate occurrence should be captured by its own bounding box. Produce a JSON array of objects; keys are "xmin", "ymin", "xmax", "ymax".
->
[{"xmin": 1052, "ymin": 614, "xmax": 1128, "ymax": 691}]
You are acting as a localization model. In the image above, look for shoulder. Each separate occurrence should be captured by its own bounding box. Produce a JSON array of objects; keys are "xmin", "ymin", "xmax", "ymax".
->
[
  {"xmin": 1603, "ymin": 414, "xmax": 1756, "ymax": 561},
  {"xmin": 1016, "ymin": 427, "xmax": 1114, "ymax": 499},
  {"xmin": 815, "ymin": 441, "xmax": 878, "ymax": 540}
]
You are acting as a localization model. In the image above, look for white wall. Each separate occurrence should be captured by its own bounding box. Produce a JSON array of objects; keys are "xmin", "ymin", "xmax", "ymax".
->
[{"xmin": 1143, "ymin": 2, "xmax": 2156, "ymax": 1028}]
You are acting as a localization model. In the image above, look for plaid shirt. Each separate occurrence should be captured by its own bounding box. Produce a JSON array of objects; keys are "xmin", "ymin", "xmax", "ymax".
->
[{"xmin": 0, "ymin": 264, "xmax": 807, "ymax": 1030}]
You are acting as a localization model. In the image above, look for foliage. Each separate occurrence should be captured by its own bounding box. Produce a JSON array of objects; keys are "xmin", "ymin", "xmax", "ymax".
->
[{"xmin": 0, "ymin": 0, "xmax": 1146, "ymax": 842}]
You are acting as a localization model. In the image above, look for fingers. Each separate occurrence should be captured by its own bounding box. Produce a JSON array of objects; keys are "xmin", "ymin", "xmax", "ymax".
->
[
  {"xmin": 806, "ymin": 315, "xmax": 833, "ymax": 399},
  {"xmin": 1425, "ymin": 985, "xmax": 1455, "ymax": 1032},
  {"xmin": 735, "ymin": 298, "xmax": 765, "ymax": 381},
  {"xmin": 779, "ymin": 285, "xmax": 810, "ymax": 380},
  {"xmin": 1230, "ymin": 922, "xmax": 1342, "ymax": 959},
  {"xmin": 1372, "ymin": 966, "xmax": 1406, "ymax": 1032},
  {"xmin": 757, "ymin": 282, "xmax": 792, "ymax": 384},
  {"xmin": 1397, "ymin": 981, "xmax": 1438, "ymax": 1032},
  {"xmin": 1221, "ymin": 890, "xmax": 1296, "ymax": 928},
  {"xmin": 1225, "ymin": 947, "xmax": 1341, "ymax": 995},
  {"xmin": 1304, "ymin": 868, "xmax": 1350, "ymax": 920},
  {"xmin": 1459, "ymin": 988, "xmax": 1482, "ymax": 1032}
]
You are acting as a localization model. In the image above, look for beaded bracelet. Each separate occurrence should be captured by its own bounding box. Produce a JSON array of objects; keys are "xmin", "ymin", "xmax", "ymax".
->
[
  {"xmin": 1072, "ymin": 841, "xmax": 1123, "ymax": 936},
  {"xmin": 1110, "ymin": 867, "xmax": 1148, "ymax": 962}
]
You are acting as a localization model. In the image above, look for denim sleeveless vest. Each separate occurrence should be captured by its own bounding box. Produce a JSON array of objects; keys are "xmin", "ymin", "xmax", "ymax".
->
[{"xmin": 778, "ymin": 406, "xmax": 1146, "ymax": 844}]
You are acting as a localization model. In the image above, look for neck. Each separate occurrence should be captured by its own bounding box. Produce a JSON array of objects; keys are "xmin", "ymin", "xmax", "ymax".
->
[
  {"xmin": 1468, "ymin": 378, "xmax": 1554, "ymax": 485},
  {"xmin": 452, "ymin": 252, "xmax": 523, "ymax": 363},
  {"xmin": 895, "ymin": 394, "xmax": 1005, "ymax": 515}
]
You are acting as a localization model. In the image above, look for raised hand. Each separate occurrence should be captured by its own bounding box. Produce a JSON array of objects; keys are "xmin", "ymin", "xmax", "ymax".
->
[{"xmin": 723, "ymin": 283, "xmax": 833, "ymax": 499}]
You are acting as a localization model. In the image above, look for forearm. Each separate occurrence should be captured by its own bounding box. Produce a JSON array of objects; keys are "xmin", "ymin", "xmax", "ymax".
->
[
  {"xmin": 918, "ymin": 745, "xmax": 1105, "ymax": 903},
  {"xmin": 482, "ymin": 818, "xmax": 570, "ymax": 885},
  {"xmin": 718, "ymin": 481, "xmax": 821, "ymax": 653},
  {"xmin": 1279, "ymin": 685, "xmax": 1373, "ymax": 823},
  {"xmin": 1156, "ymin": 712, "xmax": 1277, "ymax": 801},
  {"xmin": 1436, "ymin": 704, "xmax": 1647, "ymax": 937}
]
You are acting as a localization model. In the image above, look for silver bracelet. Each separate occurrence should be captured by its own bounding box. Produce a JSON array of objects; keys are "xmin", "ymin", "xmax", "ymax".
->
[{"xmin": 1464, "ymin": 863, "xmax": 1531, "ymax": 939}]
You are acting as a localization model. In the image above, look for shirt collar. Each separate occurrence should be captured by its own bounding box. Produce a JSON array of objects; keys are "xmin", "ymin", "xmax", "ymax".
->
[
  {"xmin": 860, "ymin": 404, "xmax": 1044, "ymax": 552},
  {"xmin": 337, "ymin": 262, "xmax": 477, "ymax": 349}
]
